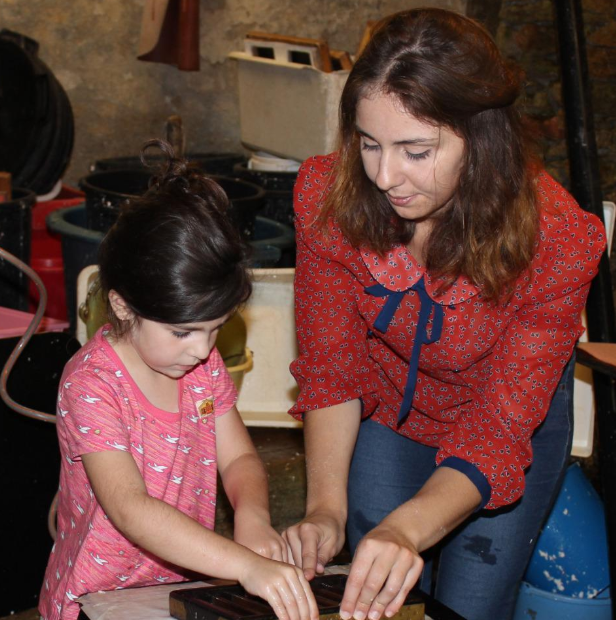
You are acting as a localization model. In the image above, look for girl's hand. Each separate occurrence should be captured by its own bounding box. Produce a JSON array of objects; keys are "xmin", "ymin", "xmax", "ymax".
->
[
  {"xmin": 239, "ymin": 556, "xmax": 319, "ymax": 620},
  {"xmin": 234, "ymin": 512, "xmax": 288, "ymax": 562},
  {"xmin": 340, "ymin": 525, "xmax": 423, "ymax": 620},
  {"xmin": 282, "ymin": 511, "xmax": 346, "ymax": 579}
]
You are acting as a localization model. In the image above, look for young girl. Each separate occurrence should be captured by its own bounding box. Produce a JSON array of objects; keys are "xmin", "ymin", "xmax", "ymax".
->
[{"xmin": 39, "ymin": 142, "xmax": 318, "ymax": 620}]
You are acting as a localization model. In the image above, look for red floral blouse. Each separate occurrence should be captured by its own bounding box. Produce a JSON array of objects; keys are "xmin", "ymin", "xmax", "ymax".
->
[{"xmin": 289, "ymin": 154, "xmax": 606, "ymax": 509}]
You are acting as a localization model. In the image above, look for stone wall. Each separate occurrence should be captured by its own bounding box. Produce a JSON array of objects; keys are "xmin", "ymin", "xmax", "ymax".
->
[
  {"xmin": 491, "ymin": 0, "xmax": 616, "ymax": 205},
  {"xmin": 0, "ymin": 0, "xmax": 465, "ymax": 188}
]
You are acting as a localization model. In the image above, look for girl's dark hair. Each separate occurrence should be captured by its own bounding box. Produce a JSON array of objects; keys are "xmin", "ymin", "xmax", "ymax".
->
[
  {"xmin": 322, "ymin": 8, "xmax": 539, "ymax": 301},
  {"xmin": 98, "ymin": 140, "xmax": 252, "ymax": 335}
]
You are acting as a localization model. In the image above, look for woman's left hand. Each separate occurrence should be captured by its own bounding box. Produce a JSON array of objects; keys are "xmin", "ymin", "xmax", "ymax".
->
[
  {"xmin": 340, "ymin": 524, "xmax": 423, "ymax": 620},
  {"xmin": 234, "ymin": 512, "xmax": 289, "ymax": 562}
]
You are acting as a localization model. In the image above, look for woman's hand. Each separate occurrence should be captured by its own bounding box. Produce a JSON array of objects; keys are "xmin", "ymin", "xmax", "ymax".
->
[
  {"xmin": 282, "ymin": 510, "xmax": 346, "ymax": 579},
  {"xmin": 340, "ymin": 524, "xmax": 423, "ymax": 620},
  {"xmin": 234, "ymin": 512, "xmax": 288, "ymax": 562},
  {"xmin": 239, "ymin": 555, "xmax": 320, "ymax": 620}
]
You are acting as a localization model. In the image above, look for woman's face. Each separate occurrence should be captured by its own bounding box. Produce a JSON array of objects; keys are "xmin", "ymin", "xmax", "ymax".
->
[{"xmin": 356, "ymin": 93, "xmax": 465, "ymax": 226}]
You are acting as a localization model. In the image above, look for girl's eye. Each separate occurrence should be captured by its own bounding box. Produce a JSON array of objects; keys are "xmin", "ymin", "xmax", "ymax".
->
[
  {"xmin": 172, "ymin": 331, "xmax": 191, "ymax": 339},
  {"xmin": 361, "ymin": 141, "xmax": 379, "ymax": 152},
  {"xmin": 405, "ymin": 149, "xmax": 431, "ymax": 161}
]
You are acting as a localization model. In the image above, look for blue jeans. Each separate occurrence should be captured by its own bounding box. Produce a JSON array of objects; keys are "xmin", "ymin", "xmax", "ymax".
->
[{"xmin": 347, "ymin": 356, "xmax": 575, "ymax": 620}]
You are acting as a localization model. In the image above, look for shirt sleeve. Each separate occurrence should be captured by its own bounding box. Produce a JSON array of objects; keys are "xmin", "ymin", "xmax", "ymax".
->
[
  {"xmin": 289, "ymin": 157, "xmax": 382, "ymax": 419},
  {"xmin": 58, "ymin": 369, "xmax": 131, "ymax": 460},
  {"xmin": 436, "ymin": 195, "xmax": 606, "ymax": 509}
]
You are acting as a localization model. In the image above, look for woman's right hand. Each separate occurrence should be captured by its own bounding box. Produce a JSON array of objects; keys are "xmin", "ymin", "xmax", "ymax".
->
[
  {"xmin": 282, "ymin": 511, "xmax": 346, "ymax": 580},
  {"xmin": 239, "ymin": 556, "xmax": 320, "ymax": 620}
]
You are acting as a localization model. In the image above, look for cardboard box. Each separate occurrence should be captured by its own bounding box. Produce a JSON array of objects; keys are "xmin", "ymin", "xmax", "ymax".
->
[{"xmin": 229, "ymin": 52, "xmax": 349, "ymax": 162}]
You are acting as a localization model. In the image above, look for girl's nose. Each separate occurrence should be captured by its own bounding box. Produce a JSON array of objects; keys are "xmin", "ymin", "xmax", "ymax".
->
[
  {"xmin": 374, "ymin": 151, "xmax": 403, "ymax": 193},
  {"xmin": 189, "ymin": 336, "xmax": 211, "ymax": 361}
]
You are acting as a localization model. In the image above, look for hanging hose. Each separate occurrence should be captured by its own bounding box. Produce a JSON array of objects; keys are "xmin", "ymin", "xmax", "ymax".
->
[
  {"xmin": 0, "ymin": 246, "xmax": 57, "ymax": 423},
  {"xmin": 0, "ymin": 245, "xmax": 60, "ymax": 538}
]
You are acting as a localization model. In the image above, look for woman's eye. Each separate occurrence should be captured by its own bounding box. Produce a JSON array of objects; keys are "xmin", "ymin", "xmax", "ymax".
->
[
  {"xmin": 361, "ymin": 141, "xmax": 379, "ymax": 152},
  {"xmin": 172, "ymin": 331, "xmax": 191, "ymax": 339},
  {"xmin": 405, "ymin": 149, "xmax": 430, "ymax": 161}
]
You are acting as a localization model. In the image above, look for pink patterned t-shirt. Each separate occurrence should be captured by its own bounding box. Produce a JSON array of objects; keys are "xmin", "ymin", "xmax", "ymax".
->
[{"xmin": 39, "ymin": 325, "xmax": 237, "ymax": 620}]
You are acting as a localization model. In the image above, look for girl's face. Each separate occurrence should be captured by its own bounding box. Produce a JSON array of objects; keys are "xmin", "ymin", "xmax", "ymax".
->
[
  {"xmin": 108, "ymin": 292, "xmax": 230, "ymax": 380},
  {"xmin": 356, "ymin": 92, "xmax": 465, "ymax": 226},
  {"xmin": 125, "ymin": 316, "xmax": 229, "ymax": 379}
]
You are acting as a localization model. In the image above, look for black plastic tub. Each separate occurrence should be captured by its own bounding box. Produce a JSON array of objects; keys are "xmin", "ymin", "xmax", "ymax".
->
[
  {"xmin": 232, "ymin": 163, "xmax": 298, "ymax": 228},
  {"xmin": 92, "ymin": 152, "xmax": 247, "ymax": 178},
  {"xmin": 0, "ymin": 187, "xmax": 35, "ymax": 310},
  {"xmin": 79, "ymin": 169, "xmax": 266, "ymax": 239},
  {"xmin": 47, "ymin": 205, "xmax": 289, "ymax": 331}
]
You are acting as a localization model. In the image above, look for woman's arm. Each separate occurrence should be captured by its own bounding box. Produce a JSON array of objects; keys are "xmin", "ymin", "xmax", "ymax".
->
[
  {"xmin": 283, "ymin": 399, "xmax": 361, "ymax": 579},
  {"xmin": 215, "ymin": 405, "xmax": 287, "ymax": 560},
  {"xmin": 82, "ymin": 450, "xmax": 319, "ymax": 620},
  {"xmin": 340, "ymin": 466, "xmax": 480, "ymax": 620}
]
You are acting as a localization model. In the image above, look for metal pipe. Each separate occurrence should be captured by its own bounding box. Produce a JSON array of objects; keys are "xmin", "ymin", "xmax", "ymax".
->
[{"xmin": 553, "ymin": 1, "xmax": 616, "ymax": 614}]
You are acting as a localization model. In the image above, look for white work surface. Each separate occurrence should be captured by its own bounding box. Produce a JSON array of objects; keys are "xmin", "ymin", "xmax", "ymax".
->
[
  {"xmin": 77, "ymin": 566, "xmax": 437, "ymax": 620},
  {"xmin": 77, "ymin": 567, "xmax": 351, "ymax": 620}
]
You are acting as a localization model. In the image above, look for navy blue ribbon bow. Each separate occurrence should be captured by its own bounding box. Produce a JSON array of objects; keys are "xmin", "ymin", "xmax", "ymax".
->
[{"xmin": 365, "ymin": 276, "xmax": 444, "ymax": 425}]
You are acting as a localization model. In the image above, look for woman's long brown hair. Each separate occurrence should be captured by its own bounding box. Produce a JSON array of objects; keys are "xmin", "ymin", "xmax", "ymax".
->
[{"xmin": 322, "ymin": 8, "xmax": 539, "ymax": 302}]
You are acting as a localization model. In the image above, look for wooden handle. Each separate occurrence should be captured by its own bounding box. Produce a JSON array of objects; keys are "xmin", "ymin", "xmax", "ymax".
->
[{"xmin": 0, "ymin": 172, "xmax": 11, "ymax": 202}]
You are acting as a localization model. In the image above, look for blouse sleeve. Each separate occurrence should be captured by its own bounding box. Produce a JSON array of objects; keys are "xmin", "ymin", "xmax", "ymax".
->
[
  {"xmin": 289, "ymin": 157, "xmax": 381, "ymax": 419},
  {"xmin": 437, "ymin": 190, "xmax": 606, "ymax": 509}
]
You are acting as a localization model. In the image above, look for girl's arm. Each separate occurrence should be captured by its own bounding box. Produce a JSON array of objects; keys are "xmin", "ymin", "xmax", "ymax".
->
[
  {"xmin": 82, "ymin": 450, "xmax": 319, "ymax": 620},
  {"xmin": 283, "ymin": 399, "xmax": 361, "ymax": 579},
  {"xmin": 215, "ymin": 405, "xmax": 287, "ymax": 560}
]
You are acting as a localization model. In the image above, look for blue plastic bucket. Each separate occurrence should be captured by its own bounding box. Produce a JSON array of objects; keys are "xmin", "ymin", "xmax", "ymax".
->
[
  {"xmin": 524, "ymin": 462, "xmax": 610, "ymax": 599},
  {"xmin": 513, "ymin": 582, "xmax": 611, "ymax": 620}
]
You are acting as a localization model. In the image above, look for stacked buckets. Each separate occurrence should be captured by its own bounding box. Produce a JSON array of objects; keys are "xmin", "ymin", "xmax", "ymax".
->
[{"xmin": 513, "ymin": 463, "xmax": 611, "ymax": 619}]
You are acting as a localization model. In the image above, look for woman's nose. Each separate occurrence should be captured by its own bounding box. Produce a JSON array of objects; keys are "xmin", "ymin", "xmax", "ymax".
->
[{"xmin": 374, "ymin": 152, "xmax": 403, "ymax": 192}]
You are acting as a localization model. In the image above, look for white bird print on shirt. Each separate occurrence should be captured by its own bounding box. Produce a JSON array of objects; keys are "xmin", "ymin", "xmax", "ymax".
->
[
  {"xmin": 189, "ymin": 386, "xmax": 206, "ymax": 394},
  {"xmin": 188, "ymin": 414, "xmax": 199, "ymax": 424},
  {"xmin": 161, "ymin": 434, "xmax": 180, "ymax": 444},
  {"xmin": 131, "ymin": 442, "xmax": 144, "ymax": 454},
  {"xmin": 66, "ymin": 591, "xmax": 78, "ymax": 601},
  {"xmin": 155, "ymin": 576, "xmax": 170, "ymax": 582},
  {"xmin": 59, "ymin": 409, "xmax": 68, "ymax": 418},
  {"xmin": 147, "ymin": 463, "xmax": 168, "ymax": 473},
  {"xmin": 179, "ymin": 445, "xmax": 191, "ymax": 453},
  {"xmin": 63, "ymin": 381, "xmax": 72, "ymax": 389},
  {"xmin": 199, "ymin": 457, "xmax": 215, "ymax": 466},
  {"xmin": 77, "ymin": 425, "xmax": 91, "ymax": 434},
  {"xmin": 90, "ymin": 552, "xmax": 108, "ymax": 566},
  {"xmin": 83, "ymin": 353, "xmax": 92, "ymax": 362},
  {"xmin": 73, "ymin": 500, "xmax": 85, "ymax": 515},
  {"xmin": 212, "ymin": 368, "xmax": 220, "ymax": 377},
  {"xmin": 105, "ymin": 440, "xmax": 128, "ymax": 451},
  {"xmin": 65, "ymin": 455, "xmax": 75, "ymax": 466},
  {"xmin": 80, "ymin": 395, "xmax": 101, "ymax": 404},
  {"xmin": 115, "ymin": 370, "xmax": 123, "ymax": 377},
  {"xmin": 117, "ymin": 575, "xmax": 130, "ymax": 582},
  {"xmin": 193, "ymin": 488, "xmax": 203, "ymax": 495},
  {"xmin": 171, "ymin": 475, "xmax": 183, "ymax": 484}
]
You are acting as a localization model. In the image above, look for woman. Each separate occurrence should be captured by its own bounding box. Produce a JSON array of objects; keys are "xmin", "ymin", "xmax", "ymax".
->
[{"xmin": 282, "ymin": 8, "xmax": 605, "ymax": 620}]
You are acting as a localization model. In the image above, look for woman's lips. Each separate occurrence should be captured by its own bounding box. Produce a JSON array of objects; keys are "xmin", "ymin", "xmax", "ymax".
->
[{"xmin": 387, "ymin": 194, "xmax": 415, "ymax": 207}]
